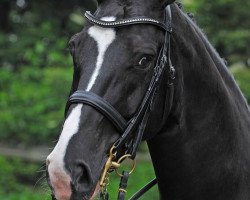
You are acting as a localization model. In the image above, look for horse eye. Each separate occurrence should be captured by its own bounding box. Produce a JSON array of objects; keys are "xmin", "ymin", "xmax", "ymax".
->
[{"xmin": 136, "ymin": 55, "xmax": 153, "ymax": 68}]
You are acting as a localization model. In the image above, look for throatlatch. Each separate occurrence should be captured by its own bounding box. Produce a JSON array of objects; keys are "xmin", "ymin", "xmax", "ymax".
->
[{"xmin": 64, "ymin": 4, "xmax": 175, "ymax": 200}]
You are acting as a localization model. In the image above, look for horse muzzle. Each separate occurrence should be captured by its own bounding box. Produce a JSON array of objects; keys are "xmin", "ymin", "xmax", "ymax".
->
[{"xmin": 47, "ymin": 157, "xmax": 101, "ymax": 200}]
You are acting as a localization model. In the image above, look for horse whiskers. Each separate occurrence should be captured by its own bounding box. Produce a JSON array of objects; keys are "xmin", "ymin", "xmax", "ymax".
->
[
  {"xmin": 52, "ymin": 139, "xmax": 58, "ymax": 144},
  {"xmin": 40, "ymin": 182, "xmax": 50, "ymax": 190},
  {"xmin": 37, "ymin": 186, "xmax": 51, "ymax": 200},
  {"xmin": 37, "ymin": 164, "xmax": 46, "ymax": 171},
  {"xmin": 37, "ymin": 169, "xmax": 47, "ymax": 173},
  {"xmin": 34, "ymin": 174, "xmax": 47, "ymax": 189},
  {"xmin": 37, "ymin": 181, "xmax": 52, "ymax": 198}
]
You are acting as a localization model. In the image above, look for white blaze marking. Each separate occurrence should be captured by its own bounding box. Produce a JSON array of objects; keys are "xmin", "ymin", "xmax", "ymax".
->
[
  {"xmin": 47, "ymin": 16, "xmax": 116, "ymax": 193},
  {"xmin": 86, "ymin": 16, "xmax": 116, "ymax": 91},
  {"xmin": 47, "ymin": 104, "xmax": 83, "ymax": 182}
]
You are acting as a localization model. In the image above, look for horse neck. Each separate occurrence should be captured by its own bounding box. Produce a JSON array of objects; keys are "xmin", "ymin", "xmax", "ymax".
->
[{"xmin": 147, "ymin": 4, "xmax": 250, "ymax": 200}]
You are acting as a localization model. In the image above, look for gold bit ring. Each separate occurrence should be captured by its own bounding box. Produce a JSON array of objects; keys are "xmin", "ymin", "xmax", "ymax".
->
[{"xmin": 115, "ymin": 154, "xmax": 136, "ymax": 177}]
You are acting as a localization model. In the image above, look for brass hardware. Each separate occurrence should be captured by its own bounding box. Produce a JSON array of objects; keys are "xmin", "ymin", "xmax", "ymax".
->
[
  {"xmin": 100, "ymin": 146, "xmax": 120, "ymax": 192},
  {"xmin": 118, "ymin": 188, "xmax": 127, "ymax": 193},
  {"xmin": 99, "ymin": 146, "xmax": 137, "ymax": 195},
  {"xmin": 115, "ymin": 154, "xmax": 136, "ymax": 177}
]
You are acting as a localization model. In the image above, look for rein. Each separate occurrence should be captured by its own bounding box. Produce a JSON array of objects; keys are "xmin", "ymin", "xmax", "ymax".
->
[{"xmin": 63, "ymin": 5, "xmax": 175, "ymax": 200}]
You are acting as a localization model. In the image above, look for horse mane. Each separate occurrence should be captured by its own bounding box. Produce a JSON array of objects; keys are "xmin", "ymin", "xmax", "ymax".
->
[
  {"xmin": 176, "ymin": 2, "xmax": 196, "ymax": 23},
  {"xmin": 174, "ymin": 3, "xmax": 250, "ymax": 110}
]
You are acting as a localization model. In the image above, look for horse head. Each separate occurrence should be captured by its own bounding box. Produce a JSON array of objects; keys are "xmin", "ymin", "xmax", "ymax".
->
[{"xmin": 46, "ymin": 0, "xmax": 176, "ymax": 199}]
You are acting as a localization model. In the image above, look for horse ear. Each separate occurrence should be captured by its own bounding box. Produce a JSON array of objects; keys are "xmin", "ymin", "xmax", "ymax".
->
[{"xmin": 162, "ymin": 0, "xmax": 176, "ymax": 7}]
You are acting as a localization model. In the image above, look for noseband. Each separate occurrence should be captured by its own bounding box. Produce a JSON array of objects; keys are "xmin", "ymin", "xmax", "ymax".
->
[{"xmin": 64, "ymin": 5, "xmax": 175, "ymax": 200}]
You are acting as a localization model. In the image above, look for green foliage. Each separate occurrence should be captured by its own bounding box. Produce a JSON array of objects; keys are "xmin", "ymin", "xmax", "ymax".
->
[
  {"xmin": 231, "ymin": 67, "xmax": 250, "ymax": 103},
  {"xmin": 0, "ymin": 156, "xmax": 47, "ymax": 197},
  {"xmin": 0, "ymin": 1, "xmax": 82, "ymax": 70},
  {"xmin": 0, "ymin": 189, "xmax": 46, "ymax": 200},
  {"xmin": 0, "ymin": 21, "xmax": 72, "ymax": 69},
  {"xmin": 184, "ymin": 0, "xmax": 250, "ymax": 63},
  {"xmin": 0, "ymin": 66, "xmax": 72, "ymax": 145}
]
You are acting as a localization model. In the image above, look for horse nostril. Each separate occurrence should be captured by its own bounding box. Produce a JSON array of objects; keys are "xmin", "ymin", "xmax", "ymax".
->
[
  {"xmin": 72, "ymin": 161, "xmax": 94, "ymax": 195},
  {"xmin": 46, "ymin": 158, "xmax": 50, "ymax": 166}
]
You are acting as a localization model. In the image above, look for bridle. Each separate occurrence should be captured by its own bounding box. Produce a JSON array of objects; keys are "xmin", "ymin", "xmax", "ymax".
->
[
  {"xmin": 62, "ymin": 4, "xmax": 175, "ymax": 200},
  {"xmin": 60, "ymin": 4, "xmax": 175, "ymax": 200}
]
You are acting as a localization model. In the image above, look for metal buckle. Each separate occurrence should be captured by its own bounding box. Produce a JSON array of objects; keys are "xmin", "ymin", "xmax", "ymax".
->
[
  {"xmin": 100, "ymin": 146, "xmax": 120, "ymax": 192},
  {"xmin": 169, "ymin": 65, "xmax": 175, "ymax": 79},
  {"xmin": 100, "ymin": 145, "xmax": 136, "ymax": 197},
  {"xmin": 115, "ymin": 154, "xmax": 136, "ymax": 177}
]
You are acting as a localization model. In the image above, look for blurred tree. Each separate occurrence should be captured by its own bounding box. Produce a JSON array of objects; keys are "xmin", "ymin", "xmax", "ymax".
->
[
  {"xmin": 185, "ymin": 0, "xmax": 250, "ymax": 63},
  {"xmin": 0, "ymin": 0, "xmax": 96, "ymax": 34},
  {"xmin": 0, "ymin": 0, "xmax": 96, "ymax": 69},
  {"xmin": 28, "ymin": 0, "xmax": 96, "ymax": 33},
  {"xmin": 0, "ymin": 0, "xmax": 11, "ymax": 32}
]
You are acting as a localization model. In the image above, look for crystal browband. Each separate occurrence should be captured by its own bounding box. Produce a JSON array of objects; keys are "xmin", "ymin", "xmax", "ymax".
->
[{"xmin": 85, "ymin": 11, "xmax": 171, "ymax": 32}]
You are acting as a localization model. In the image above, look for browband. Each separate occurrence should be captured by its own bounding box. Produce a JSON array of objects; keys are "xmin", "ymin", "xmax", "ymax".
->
[{"xmin": 85, "ymin": 11, "xmax": 171, "ymax": 32}]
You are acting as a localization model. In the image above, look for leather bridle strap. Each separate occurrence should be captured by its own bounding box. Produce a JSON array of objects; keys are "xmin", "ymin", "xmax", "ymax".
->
[
  {"xmin": 114, "ymin": 6, "xmax": 174, "ymax": 157},
  {"xmin": 85, "ymin": 11, "xmax": 172, "ymax": 33},
  {"xmin": 129, "ymin": 178, "xmax": 157, "ymax": 200},
  {"xmin": 65, "ymin": 91, "xmax": 127, "ymax": 133},
  {"xmin": 113, "ymin": 47, "xmax": 167, "ymax": 157}
]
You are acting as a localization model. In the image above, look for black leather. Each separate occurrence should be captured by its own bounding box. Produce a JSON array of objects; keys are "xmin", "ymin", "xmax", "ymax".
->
[
  {"xmin": 66, "ymin": 91, "xmax": 127, "ymax": 133},
  {"xmin": 113, "ymin": 52, "xmax": 167, "ymax": 153},
  {"xmin": 129, "ymin": 178, "xmax": 157, "ymax": 200},
  {"xmin": 85, "ymin": 11, "xmax": 171, "ymax": 33},
  {"xmin": 117, "ymin": 171, "xmax": 129, "ymax": 200}
]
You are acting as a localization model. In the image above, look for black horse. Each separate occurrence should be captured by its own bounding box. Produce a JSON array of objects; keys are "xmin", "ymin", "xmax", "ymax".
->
[{"xmin": 46, "ymin": 0, "xmax": 250, "ymax": 199}]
